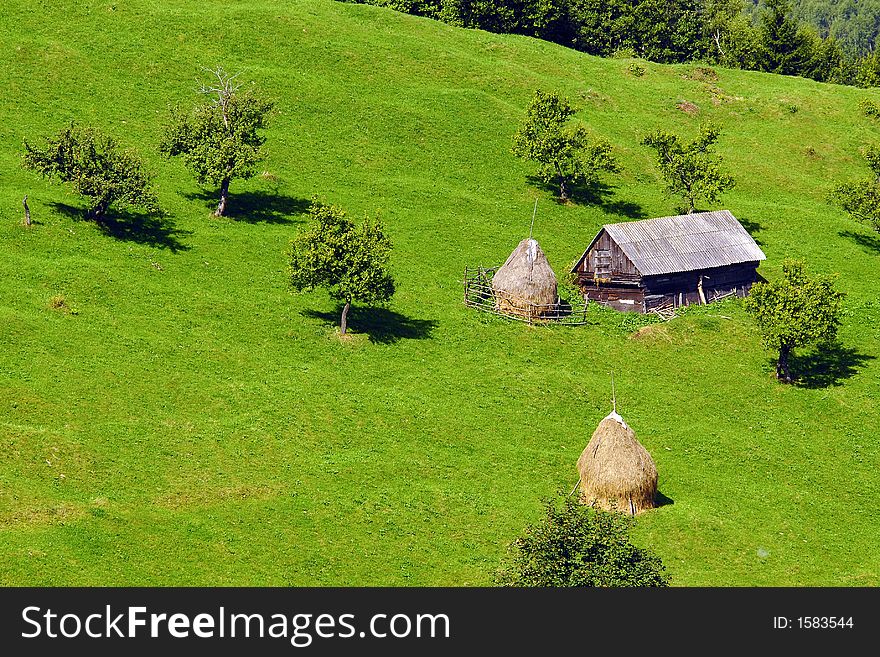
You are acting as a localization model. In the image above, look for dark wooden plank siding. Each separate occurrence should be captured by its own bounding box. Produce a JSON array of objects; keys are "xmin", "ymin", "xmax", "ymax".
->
[
  {"xmin": 582, "ymin": 285, "xmax": 646, "ymax": 313},
  {"xmin": 641, "ymin": 262, "xmax": 760, "ymax": 310},
  {"xmin": 575, "ymin": 230, "xmax": 639, "ymax": 281},
  {"xmin": 576, "ymin": 231, "xmax": 647, "ymax": 312},
  {"xmin": 577, "ymin": 261, "xmax": 760, "ymax": 314},
  {"xmin": 643, "ymin": 263, "xmax": 759, "ymax": 295}
]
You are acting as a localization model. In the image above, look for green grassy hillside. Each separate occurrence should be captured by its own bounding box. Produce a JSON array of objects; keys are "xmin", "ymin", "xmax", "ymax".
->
[{"xmin": 0, "ymin": 0, "xmax": 878, "ymax": 586}]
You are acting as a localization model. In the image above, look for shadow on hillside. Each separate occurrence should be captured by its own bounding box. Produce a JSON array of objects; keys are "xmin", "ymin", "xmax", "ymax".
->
[
  {"xmin": 49, "ymin": 202, "xmax": 191, "ymax": 253},
  {"xmin": 183, "ymin": 189, "xmax": 310, "ymax": 224},
  {"xmin": 787, "ymin": 343, "xmax": 875, "ymax": 389},
  {"xmin": 736, "ymin": 215, "xmax": 764, "ymax": 245},
  {"xmin": 302, "ymin": 306, "xmax": 439, "ymax": 344},
  {"xmin": 525, "ymin": 175, "xmax": 646, "ymax": 219},
  {"xmin": 839, "ymin": 230, "xmax": 880, "ymax": 255},
  {"xmin": 655, "ymin": 491, "xmax": 674, "ymax": 508}
]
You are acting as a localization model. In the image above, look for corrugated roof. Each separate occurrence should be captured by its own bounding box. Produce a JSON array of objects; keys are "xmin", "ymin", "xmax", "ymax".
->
[{"xmin": 575, "ymin": 210, "xmax": 765, "ymax": 276}]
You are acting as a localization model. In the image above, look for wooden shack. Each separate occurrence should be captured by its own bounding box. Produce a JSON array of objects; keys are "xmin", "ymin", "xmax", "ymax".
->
[{"xmin": 571, "ymin": 210, "xmax": 766, "ymax": 313}]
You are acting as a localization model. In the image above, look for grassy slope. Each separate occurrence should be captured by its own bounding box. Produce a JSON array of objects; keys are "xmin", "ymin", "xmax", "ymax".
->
[{"xmin": 0, "ymin": 0, "xmax": 878, "ymax": 586}]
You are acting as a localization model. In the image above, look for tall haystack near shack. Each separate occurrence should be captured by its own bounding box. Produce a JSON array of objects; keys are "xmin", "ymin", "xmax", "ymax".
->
[
  {"xmin": 577, "ymin": 411, "xmax": 658, "ymax": 516},
  {"xmin": 571, "ymin": 210, "xmax": 765, "ymax": 313},
  {"xmin": 491, "ymin": 238, "xmax": 558, "ymax": 318}
]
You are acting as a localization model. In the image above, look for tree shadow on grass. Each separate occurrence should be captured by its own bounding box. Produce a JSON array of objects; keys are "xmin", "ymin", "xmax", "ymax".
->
[
  {"xmin": 48, "ymin": 202, "xmax": 191, "ymax": 253},
  {"xmin": 182, "ymin": 189, "xmax": 310, "ymax": 224},
  {"xmin": 525, "ymin": 175, "xmax": 646, "ymax": 219},
  {"xmin": 301, "ymin": 306, "xmax": 438, "ymax": 344},
  {"xmin": 839, "ymin": 230, "xmax": 880, "ymax": 255},
  {"xmin": 736, "ymin": 215, "xmax": 764, "ymax": 245},
  {"xmin": 785, "ymin": 343, "xmax": 875, "ymax": 389}
]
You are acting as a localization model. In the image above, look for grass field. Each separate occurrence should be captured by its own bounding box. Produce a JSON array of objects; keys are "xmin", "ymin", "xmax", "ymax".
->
[{"xmin": 0, "ymin": 0, "xmax": 878, "ymax": 586}]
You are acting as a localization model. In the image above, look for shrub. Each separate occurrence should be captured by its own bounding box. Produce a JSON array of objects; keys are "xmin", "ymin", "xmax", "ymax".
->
[
  {"xmin": 858, "ymin": 98, "xmax": 880, "ymax": 119},
  {"xmin": 495, "ymin": 495, "xmax": 670, "ymax": 587},
  {"xmin": 628, "ymin": 62, "xmax": 646, "ymax": 77},
  {"xmin": 48, "ymin": 294, "xmax": 76, "ymax": 315}
]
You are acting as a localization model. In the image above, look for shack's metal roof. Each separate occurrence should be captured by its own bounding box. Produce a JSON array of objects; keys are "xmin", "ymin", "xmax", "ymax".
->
[{"xmin": 572, "ymin": 210, "xmax": 766, "ymax": 276}]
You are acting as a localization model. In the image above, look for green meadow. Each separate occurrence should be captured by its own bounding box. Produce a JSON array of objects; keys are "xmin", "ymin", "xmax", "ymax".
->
[{"xmin": 0, "ymin": 0, "xmax": 878, "ymax": 586}]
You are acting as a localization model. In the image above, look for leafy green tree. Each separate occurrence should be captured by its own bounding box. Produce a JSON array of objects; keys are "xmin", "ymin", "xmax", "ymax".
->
[
  {"xmin": 631, "ymin": 0, "xmax": 705, "ymax": 63},
  {"xmin": 288, "ymin": 200, "xmax": 395, "ymax": 336},
  {"xmin": 160, "ymin": 68, "xmax": 274, "ymax": 217},
  {"xmin": 800, "ymin": 31, "xmax": 846, "ymax": 82},
  {"xmin": 23, "ymin": 123, "xmax": 160, "ymax": 221},
  {"xmin": 701, "ymin": 0, "xmax": 747, "ymax": 62},
  {"xmin": 831, "ymin": 181, "xmax": 880, "ymax": 231},
  {"xmin": 856, "ymin": 50, "xmax": 880, "ymax": 87},
  {"xmin": 711, "ymin": 8, "xmax": 766, "ymax": 70},
  {"xmin": 512, "ymin": 90, "xmax": 619, "ymax": 202},
  {"xmin": 642, "ymin": 122, "xmax": 735, "ymax": 214},
  {"xmin": 495, "ymin": 495, "xmax": 670, "ymax": 587},
  {"xmin": 830, "ymin": 146, "xmax": 880, "ymax": 232},
  {"xmin": 865, "ymin": 144, "xmax": 880, "ymax": 178},
  {"xmin": 744, "ymin": 260, "xmax": 845, "ymax": 383}
]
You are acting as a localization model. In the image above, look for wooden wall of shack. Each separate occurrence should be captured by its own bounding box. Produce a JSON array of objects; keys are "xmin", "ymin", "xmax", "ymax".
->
[
  {"xmin": 573, "ymin": 233, "xmax": 762, "ymax": 313},
  {"xmin": 642, "ymin": 262, "xmax": 760, "ymax": 311},
  {"xmin": 572, "ymin": 232, "xmax": 643, "ymax": 311}
]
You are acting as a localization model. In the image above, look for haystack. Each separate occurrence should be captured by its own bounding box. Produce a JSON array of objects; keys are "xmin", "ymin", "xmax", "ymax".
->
[
  {"xmin": 577, "ymin": 411, "xmax": 657, "ymax": 515},
  {"xmin": 491, "ymin": 238, "xmax": 558, "ymax": 318}
]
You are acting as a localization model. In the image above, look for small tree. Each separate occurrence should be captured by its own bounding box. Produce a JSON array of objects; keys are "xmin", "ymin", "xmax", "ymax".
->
[
  {"xmin": 288, "ymin": 200, "xmax": 395, "ymax": 335},
  {"xmin": 512, "ymin": 90, "xmax": 619, "ymax": 202},
  {"xmin": 744, "ymin": 260, "xmax": 845, "ymax": 383},
  {"xmin": 642, "ymin": 122, "xmax": 735, "ymax": 214},
  {"xmin": 160, "ymin": 67, "xmax": 274, "ymax": 217},
  {"xmin": 495, "ymin": 496, "xmax": 670, "ymax": 587},
  {"xmin": 22, "ymin": 123, "xmax": 159, "ymax": 221},
  {"xmin": 830, "ymin": 146, "xmax": 880, "ymax": 232}
]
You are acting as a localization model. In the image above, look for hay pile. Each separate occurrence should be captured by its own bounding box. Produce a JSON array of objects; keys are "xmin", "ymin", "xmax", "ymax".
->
[
  {"xmin": 577, "ymin": 411, "xmax": 657, "ymax": 515},
  {"xmin": 491, "ymin": 238, "xmax": 558, "ymax": 318}
]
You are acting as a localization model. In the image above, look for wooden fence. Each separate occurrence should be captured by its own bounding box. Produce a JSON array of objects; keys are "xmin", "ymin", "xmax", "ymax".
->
[{"xmin": 463, "ymin": 266, "xmax": 590, "ymax": 326}]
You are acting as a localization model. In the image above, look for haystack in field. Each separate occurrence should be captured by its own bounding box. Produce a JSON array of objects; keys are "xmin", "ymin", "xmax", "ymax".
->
[
  {"xmin": 577, "ymin": 411, "xmax": 657, "ymax": 515},
  {"xmin": 491, "ymin": 238, "xmax": 558, "ymax": 318}
]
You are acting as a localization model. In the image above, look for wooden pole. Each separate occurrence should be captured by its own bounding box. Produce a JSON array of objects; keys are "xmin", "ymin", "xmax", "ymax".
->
[
  {"xmin": 22, "ymin": 195, "xmax": 31, "ymax": 226},
  {"xmin": 611, "ymin": 371, "xmax": 617, "ymax": 414},
  {"xmin": 528, "ymin": 198, "xmax": 538, "ymax": 241}
]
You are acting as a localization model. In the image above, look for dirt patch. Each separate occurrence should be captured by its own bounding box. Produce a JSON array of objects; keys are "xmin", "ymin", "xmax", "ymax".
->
[
  {"xmin": 48, "ymin": 294, "xmax": 72, "ymax": 313},
  {"xmin": 333, "ymin": 329, "xmax": 369, "ymax": 346},
  {"xmin": 686, "ymin": 66, "xmax": 718, "ymax": 82},
  {"xmin": 677, "ymin": 100, "xmax": 700, "ymax": 115},
  {"xmin": 704, "ymin": 85, "xmax": 743, "ymax": 106},
  {"xmin": 629, "ymin": 324, "xmax": 672, "ymax": 343}
]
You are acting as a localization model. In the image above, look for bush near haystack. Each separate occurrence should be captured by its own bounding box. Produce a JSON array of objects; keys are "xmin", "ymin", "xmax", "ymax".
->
[{"xmin": 496, "ymin": 496, "xmax": 669, "ymax": 587}]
